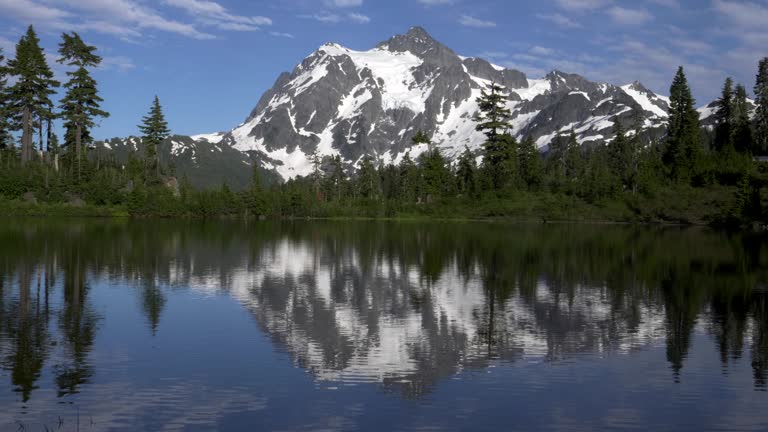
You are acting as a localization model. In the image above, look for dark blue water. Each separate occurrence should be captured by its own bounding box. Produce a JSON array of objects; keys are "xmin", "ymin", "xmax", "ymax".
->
[{"xmin": 0, "ymin": 219, "xmax": 766, "ymax": 431}]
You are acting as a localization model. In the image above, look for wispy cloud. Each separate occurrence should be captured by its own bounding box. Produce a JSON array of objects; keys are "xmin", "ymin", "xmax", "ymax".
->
[
  {"xmin": 348, "ymin": 13, "xmax": 371, "ymax": 24},
  {"xmin": 607, "ymin": 6, "xmax": 653, "ymax": 25},
  {"xmin": 0, "ymin": 0, "xmax": 216, "ymax": 40},
  {"xmin": 270, "ymin": 31, "xmax": 295, "ymax": 38},
  {"xmin": 163, "ymin": 0, "xmax": 272, "ymax": 31},
  {"xmin": 555, "ymin": 0, "xmax": 611, "ymax": 11},
  {"xmin": 459, "ymin": 15, "xmax": 496, "ymax": 28},
  {"xmin": 300, "ymin": 11, "xmax": 370, "ymax": 24},
  {"xmin": 326, "ymin": 0, "xmax": 363, "ymax": 6},
  {"xmin": 536, "ymin": 13, "xmax": 582, "ymax": 29}
]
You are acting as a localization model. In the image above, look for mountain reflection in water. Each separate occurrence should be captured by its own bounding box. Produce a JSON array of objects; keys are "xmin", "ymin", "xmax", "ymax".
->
[{"xmin": 0, "ymin": 219, "xmax": 766, "ymax": 430}]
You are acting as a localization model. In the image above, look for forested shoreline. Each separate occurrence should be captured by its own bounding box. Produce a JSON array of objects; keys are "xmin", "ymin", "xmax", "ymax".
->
[{"xmin": 1, "ymin": 26, "xmax": 767, "ymax": 226}]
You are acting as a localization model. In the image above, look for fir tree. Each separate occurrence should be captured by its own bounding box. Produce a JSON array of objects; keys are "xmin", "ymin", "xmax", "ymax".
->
[
  {"xmin": 138, "ymin": 96, "xmax": 170, "ymax": 179},
  {"xmin": 732, "ymin": 84, "xmax": 753, "ymax": 154},
  {"xmin": 545, "ymin": 133, "xmax": 569, "ymax": 191},
  {"xmin": 398, "ymin": 152, "xmax": 421, "ymax": 203},
  {"xmin": 474, "ymin": 82, "xmax": 514, "ymax": 189},
  {"xmin": 324, "ymin": 155, "xmax": 345, "ymax": 202},
  {"xmin": 0, "ymin": 47, "xmax": 13, "ymax": 150},
  {"xmin": 664, "ymin": 66, "xmax": 701, "ymax": 183},
  {"xmin": 57, "ymin": 32, "xmax": 109, "ymax": 177},
  {"xmin": 412, "ymin": 130, "xmax": 431, "ymax": 151},
  {"xmin": 357, "ymin": 155, "xmax": 380, "ymax": 199},
  {"xmin": 519, "ymin": 135, "xmax": 542, "ymax": 190},
  {"xmin": 714, "ymin": 77, "xmax": 734, "ymax": 152},
  {"xmin": 608, "ymin": 118, "xmax": 634, "ymax": 192},
  {"xmin": 565, "ymin": 131, "xmax": 584, "ymax": 186},
  {"xmin": 6, "ymin": 26, "xmax": 60, "ymax": 165},
  {"xmin": 582, "ymin": 145, "xmax": 614, "ymax": 202},
  {"xmin": 456, "ymin": 146, "xmax": 477, "ymax": 196},
  {"xmin": 419, "ymin": 147, "xmax": 451, "ymax": 202},
  {"xmin": 754, "ymin": 57, "xmax": 768, "ymax": 154}
]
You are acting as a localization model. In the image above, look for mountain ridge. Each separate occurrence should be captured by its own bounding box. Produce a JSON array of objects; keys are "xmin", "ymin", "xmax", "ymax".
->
[{"xmin": 96, "ymin": 26, "xmax": 741, "ymax": 189}]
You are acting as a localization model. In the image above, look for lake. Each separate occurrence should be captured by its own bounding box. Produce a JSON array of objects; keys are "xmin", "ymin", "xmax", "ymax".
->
[{"xmin": 0, "ymin": 219, "xmax": 767, "ymax": 431}]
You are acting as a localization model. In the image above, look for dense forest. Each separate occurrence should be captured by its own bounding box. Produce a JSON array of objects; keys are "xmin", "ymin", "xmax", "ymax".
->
[{"xmin": 1, "ymin": 25, "xmax": 767, "ymax": 225}]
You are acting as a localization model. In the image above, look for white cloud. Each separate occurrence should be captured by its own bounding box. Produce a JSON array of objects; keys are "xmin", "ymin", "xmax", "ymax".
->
[
  {"xmin": 0, "ymin": 0, "xmax": 216, "ymax": 40},
  {"xmin": 648, "ymin": 0, "xmax": 680, "ymax": 7},
  {"xmin": 480, "ymin": 51, "xmax": 508, "ymax": 59},
  {"xmin": 300, "ymin": 12, "xmax": 342, "ymax": 23},
  {"xmin": 459, "ymin": 15, "xmax": 496, "ymax": 28},
  {"xmin": 555, "ymin": 0, "xmax": 611, "ymax": 11},
  {"xmin": 607, "ymin": 6, "xmax": 653, "ymax": 25},
  {"xmin": 99, "ymin": 55, "xmax": 136, "ymax": 71},
  {"xmin": 348, "ymin": 12, "xmax": 371, "ymax": 24},
  {"xmin": 300, "ymin": 11, "xmax": 370, "ymax": 24},
  {"xmin": 327, "ymin": 0, "xmax": 363, "ymax": 6},
  {"xmin": 713, "ymin": 0, "xmax": 768, "ymax": 29},
  {"xmin": 536, "ymin": 13, "xmax": 582, "ymax": 29},
  {"xmin": 270, "ymin": 31, "xmax": 295, "ymax": 38},
  {"xmin": 530, "ymin": 46, "xmax": 554, "ymax": 56},
  {"xmin": 163, "ymin": 0, "xmax": 272, "ymax": 31}
]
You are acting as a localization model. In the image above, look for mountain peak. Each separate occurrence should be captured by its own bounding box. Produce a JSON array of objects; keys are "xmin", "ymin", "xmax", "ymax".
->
[
  {"xmin": 378, "ymin": 26, "xmax": 445, "ymax": 56},
  {"xmin": 405, "ymin": 26, "xmax": 433, "ymax": 40}
]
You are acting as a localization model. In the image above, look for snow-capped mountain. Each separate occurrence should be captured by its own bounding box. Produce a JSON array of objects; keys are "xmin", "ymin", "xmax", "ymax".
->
[
  {"xmin": 98, "ymin": 27, "xmax": 729, "ymax": 187},
  {"xmin": 211, "ymin": 27, "xmax": 675, "ymax": 181}
]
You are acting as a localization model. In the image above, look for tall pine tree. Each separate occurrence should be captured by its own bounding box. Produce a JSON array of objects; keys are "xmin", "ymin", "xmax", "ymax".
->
[
  {"xmin": 6, "ymin": 26, "xmax": 59, "ymax": 165},
  {"xmin": 519, "ymin": 135, "xmax": 542, "ymax": 190},
  {"xmin": 474, "ymin": 82, "xmax": 515, "ymax": 190},
  {"xmin": 138, "ymin": 96, "xmax": 170, "ymax": 180},
  {"xmin": 664, "ymin": 66, "xmax": 701, "ymax": 183},
  {"xmin": 754, "ymin": 57, "xmax": 768, "ymax": 154},
  {"xmin": 732, "ymin": 84, "xmax": 753, "ymax": 154},
  {"xmin": 714, "ymin": 77, "xmax": 734, "ymax": 152},
  {"xmin": 58, "ymin": 32, "xmax": 109, "ymax": 177},
  {"xmin": 456, "ymin": 146, "xmax": 477, "ymax": 196},
  {"xmin": 0, "ymin": 47, "xmax": 13, "ymax": 150}
]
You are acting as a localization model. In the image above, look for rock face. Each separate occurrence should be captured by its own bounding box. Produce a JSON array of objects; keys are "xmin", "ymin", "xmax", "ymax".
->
[{"xmin": 97, "ymin": 27, "xmax": 740, "ymax": 187}]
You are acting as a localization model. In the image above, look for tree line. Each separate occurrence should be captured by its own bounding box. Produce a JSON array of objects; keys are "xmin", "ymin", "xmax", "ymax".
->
[{"xmin": 0, "ymin": 25, "xmax": 767, "ymax": 224}]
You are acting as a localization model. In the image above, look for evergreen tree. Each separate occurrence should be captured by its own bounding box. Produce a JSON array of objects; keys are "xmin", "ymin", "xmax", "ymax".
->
[
  {"xmin": 419, "ymin": 148, "xmax": 451, "ymax": 202},
  {"xmin": 398, "ymin": 152, "xmax": 421, "ymax": 203},
  {"xmin": 0, "ymin": 47, "xmax": 13, "ymax": 150},
  {"xmin": 5, "ymin": 26, "xmax": 60, "ymax": 165},
  {"xmin": 664, "ymin": 66, "xmax": 701, "ymax": 183},
  {"xmin": 565, "ymin": 131, "xmax": 583, "ymax": 185},
  {"xmin": 754, "ymin": 57, "xmax": 768, "ymax": 154},
  {"xmin": 412, "ymin": 130, "xmax": 431, "ymax": 150},
  {"xmin": 714, "ymin": 77, "xmax": 734, "ymax": 152},
  {"xmin": 582, "ymin": 145, "xmax": 614, "ymax": 202},
  {"xmin": 456, "ymin": 146, "xmax": 477, "ymax": 196},
  {"xmin": 357, "ymin": 155, "xmax": 380, "ymax": 199},
  {"xmin": 138, "ymin": 96, "xmax": 170, "ymax": 179},
  {"xmin": 324, "ymin": 155, "xmax": 345, "ymax": 202},
  {"xmin": 545, "ymin": 133, "xmax": 569, "ymax": 191},
  {"xmin": 732, "ymin": 84, "xmax": 753, "ymax": 154},
  {"xmin": 474, "ymin": 83, "xmax": 515, "ymax": 189},
  {"xmin": 608, "ymin": 118, "xmax": 633, "ymax": 192},
  {"xmin": 57, "ymin": 32, "xmax": 109, "ymax": 177},
  {"xmin": 519, "ymin": 135, "xmax": 542, "ymax": 190}
]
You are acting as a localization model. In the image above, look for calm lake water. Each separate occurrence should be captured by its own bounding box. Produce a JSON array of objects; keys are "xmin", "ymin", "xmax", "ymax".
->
[{"xmin": 1, "ymin": 219, "xmax": 767, "ymax": 431}]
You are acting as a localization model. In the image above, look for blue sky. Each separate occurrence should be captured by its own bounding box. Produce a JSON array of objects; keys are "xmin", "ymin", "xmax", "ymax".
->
[{"xmin": 0, "ymin": 0, "xmax": 766, "ymax": 140}]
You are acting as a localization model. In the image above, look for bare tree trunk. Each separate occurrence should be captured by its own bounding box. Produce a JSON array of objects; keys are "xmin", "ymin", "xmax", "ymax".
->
[
  {"xmin": 76, "ymin": 123, "xmax": 82, "ymax": 180},
  {"xmin": 38, "ymin": 113, "xmax": 44, "ymax": 156},
  {"xmin": 21, "ymin": 105, "xmax": 31, "ymax": 165},
  {"xmin": 46, "ymin": 116, "xmax": 52, "ymax": 154}
]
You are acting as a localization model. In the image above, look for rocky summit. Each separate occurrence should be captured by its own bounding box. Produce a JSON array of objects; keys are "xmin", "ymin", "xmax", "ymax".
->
[{"xmin": 96, "ymin": 27, "xmax": 737, "ymax": 189}]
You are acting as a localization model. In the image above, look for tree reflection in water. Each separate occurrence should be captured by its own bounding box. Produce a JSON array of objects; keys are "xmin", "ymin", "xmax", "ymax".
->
[{"xmin": 0, "ymin": 219, "xmax": 766, "ymax": 406}]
